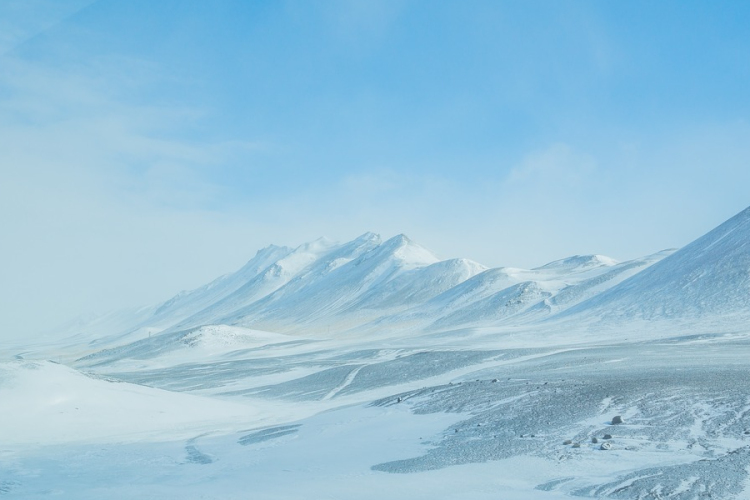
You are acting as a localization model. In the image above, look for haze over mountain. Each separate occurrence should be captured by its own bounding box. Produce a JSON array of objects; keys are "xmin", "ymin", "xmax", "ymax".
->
[{"xmin": 55, "ymin": 205, "xmax": 750, "ymax": 349}]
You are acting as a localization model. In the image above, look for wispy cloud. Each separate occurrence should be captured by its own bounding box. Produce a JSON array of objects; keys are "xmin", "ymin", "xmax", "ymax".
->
[
  {"xmin": 0, "ymin": 0, "xmax": 97, "ymax": 55},
  {"xmin": 507, "ymin": 142, "xmax": 597, "ymax": 189}
]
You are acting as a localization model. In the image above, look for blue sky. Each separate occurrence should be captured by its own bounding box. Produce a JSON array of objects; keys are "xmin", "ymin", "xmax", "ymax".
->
[{"xmin": 2, "ymin": 0, "xmax": 750, "ymax": 338}]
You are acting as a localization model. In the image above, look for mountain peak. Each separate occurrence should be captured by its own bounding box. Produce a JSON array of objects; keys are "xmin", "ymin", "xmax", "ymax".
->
[
  {"xmin": 383, "ymin": 233, "xmax": 410, "ymax": 247},
  {"xmin": 378, "ymin": 234, "xmax": 439, "ymax": 267},
  {"xmin": 294, "ymin": 236, "xmax": 337, "ymax": 254},
  {"xmin": 352, "ymin": 232, "xmax": 382, "ymax": 245}
]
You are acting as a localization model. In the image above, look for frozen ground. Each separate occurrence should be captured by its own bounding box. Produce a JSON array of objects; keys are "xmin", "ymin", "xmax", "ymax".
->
[{"xmin": 2, "ymin": 327, "xmax": 750, "ymax": 499}]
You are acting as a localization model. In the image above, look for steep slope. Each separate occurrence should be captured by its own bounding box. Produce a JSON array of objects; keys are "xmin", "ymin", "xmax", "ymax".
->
[
  {"xmin": 559, "ymin": 206, "xmax": 750, "ymax": 321},
  {"xmin": 168, "ymin": 235, "xmax": 359, "ymax": 330},
  {"xmin": 221, "ymin": 234, "xmax": 443, "ymax": 332},
  {"xmin": 147, "ymin": 244, "xmax": 294, "ymax": 328},
  {"xmin": 348, "ymin": 258, "xmax": 487, "ymax": 311}
]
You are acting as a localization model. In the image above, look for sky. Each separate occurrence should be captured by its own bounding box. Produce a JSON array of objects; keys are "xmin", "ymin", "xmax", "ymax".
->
[{"xmin": 1, "ymin": 0, "xmax": 750, "ymax": 340}]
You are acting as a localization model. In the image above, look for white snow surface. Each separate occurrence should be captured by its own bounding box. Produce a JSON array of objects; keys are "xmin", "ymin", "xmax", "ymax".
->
[{"xmin": 0, "ymin": 360, "xmax": 289, "ymax": 447}]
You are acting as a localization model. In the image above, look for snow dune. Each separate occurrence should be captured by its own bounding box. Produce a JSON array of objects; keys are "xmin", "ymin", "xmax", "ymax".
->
[{"xmin": 0, "ymin": 360, "xmax": 291, "ymax": 446}]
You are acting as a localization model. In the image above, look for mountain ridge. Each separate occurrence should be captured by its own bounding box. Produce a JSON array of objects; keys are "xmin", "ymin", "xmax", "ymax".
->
[{"xmin": 51, "ymin": 205, "xmax": 750, "ymax": 345}]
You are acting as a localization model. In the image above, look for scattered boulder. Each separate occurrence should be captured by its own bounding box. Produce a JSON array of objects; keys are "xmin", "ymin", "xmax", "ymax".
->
[
  {"xmin": 563, "ymin": 440, "xmax": 573, "ymax": 445},
  {"xmin": 600, "ymin": 442, "xmax": 613, "ymax": 450},
  {"xmin": 572, "ymin": 443, "xmax": 581, "ymax": 448},
  {"xmin": 603, "ymin": 434, "xmax": 613, "ymax": 440},
  {"xmin": 491, "ymin": 379, "xmax": 499, "ymax": 383},
  {"xmin": 611, "ymin": 416, "xmax": 623, "ymax": 425},
  {"xmin": 744, "ymin": 430, "xmax": 750, "ymax": 435},
  {"xmin": 591, "ymin": 437, "xmax": 598, "ymax": 444}
]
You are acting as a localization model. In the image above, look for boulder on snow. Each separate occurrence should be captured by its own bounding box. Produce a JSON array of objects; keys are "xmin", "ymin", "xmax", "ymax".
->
[
  {"xmin": 600, "ymin": 442, "xmax": 613, "ymax": 450},
  {"xmin": 603, "ymin": 434, "xmax": 613, "ymax": 439},
  {"xmin": 611, "ymin": 416, "xmax": 623, "ymax": 425}
]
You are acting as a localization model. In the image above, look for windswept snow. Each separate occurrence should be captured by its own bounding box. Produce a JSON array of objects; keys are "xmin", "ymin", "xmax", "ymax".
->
[{"xmin": 0, "ymin": 360, "xmax": 288, "ymax": 447}]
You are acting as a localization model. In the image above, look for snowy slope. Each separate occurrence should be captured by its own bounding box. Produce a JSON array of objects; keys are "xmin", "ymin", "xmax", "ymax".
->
[
  {"xmin": 220, "ymin": 234, "xmax": 444, "ymax": 331},
  {"xmin": 355, "ymin": 252, "xmax": 667, "ymax": 333},
  {"xmin": 168, "ymin": 236, "xmax": 355, "ymax": 330},
  {"xmin": 74, "ymin": 325, "xmax": 299, "ymax": 369},
  {"xmin": 349, "ymin": 257, "xmax": 487, "ymax": 311},
  {"xmin": 558, "ymin": 206, "xmax": 750, "ymax": 321},
  {"xmin": 148, "ymin": 244, "xmax": 294, "ymax": 328},
  {"xmin": 0, "ymin": 360, "xmax": 280, "ymax": 446}
]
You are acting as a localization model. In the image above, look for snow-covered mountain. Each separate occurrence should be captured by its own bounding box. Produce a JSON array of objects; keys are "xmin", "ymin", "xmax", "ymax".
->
[{"xmin": 53, "ymin": 205, "xmax": 750, "ymax": 346}]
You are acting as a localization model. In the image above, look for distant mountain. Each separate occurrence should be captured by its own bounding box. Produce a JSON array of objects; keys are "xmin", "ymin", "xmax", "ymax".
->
[
  {"xmin": 53, "ymin": 205, "xmax": 750, "ymax": 346},
  {"xmin": 557, "ymin": 206, "xmax": 750, "ymax": 321}
]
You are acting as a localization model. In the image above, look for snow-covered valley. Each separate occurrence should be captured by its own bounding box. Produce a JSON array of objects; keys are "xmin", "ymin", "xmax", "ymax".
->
[{"xmin": 2, "ymin": 207, "xmax": 750, "ymax": 499}]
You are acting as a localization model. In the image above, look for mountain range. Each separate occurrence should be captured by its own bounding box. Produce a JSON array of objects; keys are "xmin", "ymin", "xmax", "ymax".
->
[{"xmin": 63, "ymin": 205, "xmax": 750, "ymax": 346}]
